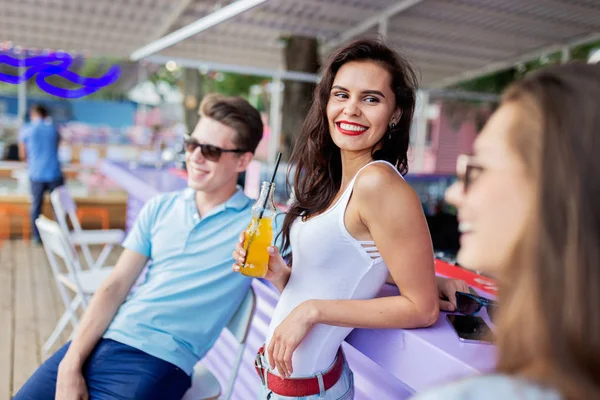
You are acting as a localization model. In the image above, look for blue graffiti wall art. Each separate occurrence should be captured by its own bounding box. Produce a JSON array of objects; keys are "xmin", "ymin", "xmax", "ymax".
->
[{"xmin": 0, "ymin": 51, "xmax": 121, "ymax": 99}]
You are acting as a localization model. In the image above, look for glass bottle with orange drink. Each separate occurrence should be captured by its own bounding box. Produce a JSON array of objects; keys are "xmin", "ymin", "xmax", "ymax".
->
[{"xmin": 240, "ymin": 181, "xmax": 276, "ymax": 278}]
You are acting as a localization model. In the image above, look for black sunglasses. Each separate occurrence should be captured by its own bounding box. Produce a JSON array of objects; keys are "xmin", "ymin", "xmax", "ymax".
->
[
  {"xmin": 456, "ymin": 291, "xmax": 497, "ymax": 321},
  {"xmin": 456, "ymin": 154, "xmax": 484, "ymax": 192},
  {"xmin": 183, "ymin": 136, "xmax": 246, "ymax": 162}
]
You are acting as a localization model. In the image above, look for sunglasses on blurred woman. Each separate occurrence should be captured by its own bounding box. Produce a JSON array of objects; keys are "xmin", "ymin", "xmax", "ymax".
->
[{"xmin": 456, "ymin": 154, "xmax": 484, "ymax": 192}]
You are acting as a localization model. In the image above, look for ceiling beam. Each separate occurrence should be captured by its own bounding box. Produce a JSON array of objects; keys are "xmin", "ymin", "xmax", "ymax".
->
[
  {"xmin": 326, "ymin": 0, "xmax": 424, "ymax": 49},
  {"xmin": 150, "ymin": 0, "xmax": 195, "ymax": 41},
  {"xmin": 179, "ymin": 7, "xmax": 346, "ymax": 38},
  {"xmin": 130, "ymin": 0, "xmax": 268, "ymax": 61},
  {"xmin": 164, "ymin": 41, "xmax": 282, "ymax": 64},
  {"xmin": 387, "ymin": 19, "xmax": 545, "ymax": 52},
  {"xmin": 430, "ymin": 32, "xmax": 600, "ymax": 88},
  {"xmin": 388, "ymin": 35, "xmax": 513, "ymax": 60},
  {"xmin": 146, "ymin": 54, "xmax": 319, "ymax": 83}
]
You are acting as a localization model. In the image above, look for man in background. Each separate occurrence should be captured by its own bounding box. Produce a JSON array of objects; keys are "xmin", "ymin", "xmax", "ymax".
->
[{"xmin": 18, "ymin": 104, "xmax": 63, "ymax": 243}]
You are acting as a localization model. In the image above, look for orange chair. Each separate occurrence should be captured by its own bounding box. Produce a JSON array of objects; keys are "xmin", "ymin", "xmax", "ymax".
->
[
  {"xmin": 76, "ymin": 207, "xmax": 110, "ymax": 230},
  {"xmin": 0, "ymin": 205, "xmax": 31, "ymax": 242}
]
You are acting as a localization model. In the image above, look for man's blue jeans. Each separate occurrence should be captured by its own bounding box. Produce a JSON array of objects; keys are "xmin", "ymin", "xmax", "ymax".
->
[
  {"xmin": 29, "ymin": 177, "xmax": 64, "ymax": 241},
  {"xmin": 14, "ymin": 339, "xmax": 191, "ymax": 400}
]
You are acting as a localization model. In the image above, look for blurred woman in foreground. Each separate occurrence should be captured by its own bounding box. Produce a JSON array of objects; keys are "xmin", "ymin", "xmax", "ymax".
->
[{"xmin": 414, "ymin": 63, "xmax": 600, "ymax": 399}]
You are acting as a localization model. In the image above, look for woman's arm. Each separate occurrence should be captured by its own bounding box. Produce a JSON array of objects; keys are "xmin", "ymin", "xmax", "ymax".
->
[
  {"xmin": 321, "ymin": 164, "xmax": 439, "ymax": 328},
  {"xmin": 297, "ymin": 165, "xmax": 439, "ymax": 329},
  {"xmin": 387, "ymin": 273, "xmax": 471, "ymax": 312},
  {"xmin": 267, "ymin": 165, "xmax": 440, "ymax": 377}
]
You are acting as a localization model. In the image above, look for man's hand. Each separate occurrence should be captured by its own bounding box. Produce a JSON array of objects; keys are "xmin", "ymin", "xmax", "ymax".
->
[
  {"xmin": 436, "ymin": 277, "xmax": 470, "ymax": 312},
  {"xmin": 56, "ymin": 359, "xmax": 89, "ymax": 400}
]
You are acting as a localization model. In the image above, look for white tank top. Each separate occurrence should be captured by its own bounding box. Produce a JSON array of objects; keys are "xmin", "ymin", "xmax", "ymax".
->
[{"xmin": 265, "ymin": 160, "xmax": 404, "ymax": 377}]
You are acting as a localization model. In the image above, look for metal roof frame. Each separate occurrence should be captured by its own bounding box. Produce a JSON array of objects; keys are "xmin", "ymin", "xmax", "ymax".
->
[
  {"xmin": 1, "ymin": 0, "xmax": 599, "ymax": 87},
  {"xmin": 430, "ymin": 32, "xmax": 600, "ymax": 88},
  {"xmin": 131, "ymin": 0, "xmax": 268, "ymax": 61},
  {"xmin": 146, "ymin": 54, "xmax": 319, "ymax": 82}
]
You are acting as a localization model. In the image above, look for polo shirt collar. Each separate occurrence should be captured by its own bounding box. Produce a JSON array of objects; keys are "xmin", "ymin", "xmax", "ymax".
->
[{"xmin": 183, "ymin": 186, "xmax": 251, "ymax": 211}]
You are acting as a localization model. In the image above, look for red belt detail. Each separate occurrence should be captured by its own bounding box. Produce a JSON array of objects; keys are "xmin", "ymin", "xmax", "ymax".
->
[{"xmin": 254, "ymin": 345, "xmax": 345, "ymax": 397}]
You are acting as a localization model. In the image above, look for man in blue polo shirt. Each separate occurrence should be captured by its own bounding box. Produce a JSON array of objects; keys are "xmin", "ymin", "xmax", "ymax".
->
[
  {"xmin": 18, "ymin": 104, "xmax": 64, "ymax": 243},
  {"xmin": 15, "ymin": 94, "xmax": 266, "ymax": 399}
]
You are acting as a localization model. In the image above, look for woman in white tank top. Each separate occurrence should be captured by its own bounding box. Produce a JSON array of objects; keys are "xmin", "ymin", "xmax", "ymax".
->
[{"xmin": 234, "ymin": 39, "xmax": 467, "ymax": 400}]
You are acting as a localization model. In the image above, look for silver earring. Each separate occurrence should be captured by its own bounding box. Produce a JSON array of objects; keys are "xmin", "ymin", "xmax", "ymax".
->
[{"xmin": 388, "ymin": 122, "xmax": 396, "ymax": 140}]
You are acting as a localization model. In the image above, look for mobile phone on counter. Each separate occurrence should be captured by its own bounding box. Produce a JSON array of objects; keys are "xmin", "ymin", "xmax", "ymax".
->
[{"xmin": 447, "ymin": 314, "xmax": 494, "ymax": 345}]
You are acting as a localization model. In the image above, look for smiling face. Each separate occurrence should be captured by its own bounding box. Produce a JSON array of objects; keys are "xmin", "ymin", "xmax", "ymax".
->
[
  {"xmin": 326, "ymin": 61, "xmax": 399, "ymax": 154},
  {"xmin": 185, "ymin": 116, "xmax": 249, "ymax": 194},
  {"xmin": 445, "ymin": 102, "xmax": 538, "ymax": 276}
]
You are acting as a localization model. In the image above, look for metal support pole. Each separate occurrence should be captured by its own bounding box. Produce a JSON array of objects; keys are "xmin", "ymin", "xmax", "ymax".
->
[
  {"xmin": 413, "ymin": 89, "xmax": 430, "ymax": 173},
  {"xmin": 18, "ymin": 53, "xmax": 27, "ymax": 123},
  {"xmin": 137, "ymin": 63, "xmax": 148, "ymax": 114},
  {"xmin": 131, "ymin": 0, "xmax": 267, "ymax": 60},
  {"xmin": 378, "ymin": 17, "xmax": 388, "ymax": 39},
  {"xmin": 561, "ymin": 46, "xmax": 571, "ymax": 64},
  {"xmin": 268, "ymin": 76, "xmax": 283, "ymax": 164},
  {"xmin": 589, "ymin": 48, "xmax": 600, "ymax": 64}
]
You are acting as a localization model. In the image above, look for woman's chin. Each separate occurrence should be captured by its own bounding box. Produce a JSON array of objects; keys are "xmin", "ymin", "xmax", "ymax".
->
[
  {"xmin": 332, "ymin": 137, "xmax": 375, "ymax": 153},
  {"xmin": 456, "ymin": 249, "xmax": 479, "ymax": 272},
  {"xmin": 457, "ymin": 250, "xmax": 502, "ymax": 279}
]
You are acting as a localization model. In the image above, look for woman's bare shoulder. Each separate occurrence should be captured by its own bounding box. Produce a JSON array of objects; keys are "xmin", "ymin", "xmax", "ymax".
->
[{"xmin": 354, "ymin": 162, "xmax": 415, "ymax": 203}]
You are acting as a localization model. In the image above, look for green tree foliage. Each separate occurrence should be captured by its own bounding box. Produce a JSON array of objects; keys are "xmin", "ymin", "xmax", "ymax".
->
[
  {"xmin": 202, "ymin": 71, "xmax": 267, "ymax": 101},
  {"xmin": 453, "ymin": 40, "xmax": 599, "ymax": 94}
]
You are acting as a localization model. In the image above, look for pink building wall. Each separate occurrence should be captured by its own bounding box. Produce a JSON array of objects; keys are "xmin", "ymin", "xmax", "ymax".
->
[{"xmin": 418, "ymin": 101, "xmax": 491, "ymax": 174}]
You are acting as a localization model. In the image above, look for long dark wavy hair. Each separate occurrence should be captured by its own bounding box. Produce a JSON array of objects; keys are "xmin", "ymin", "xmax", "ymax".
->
[{"xmin": 280, "ymin": 38, "xmax": 418, "ymax": 257}]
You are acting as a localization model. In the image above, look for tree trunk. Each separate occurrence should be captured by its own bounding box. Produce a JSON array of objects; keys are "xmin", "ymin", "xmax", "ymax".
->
[
  {"xmin": 281, "ymin": 36, "xmax": 319, "ymax": 159},
  {"xmin": 181, "ymin": 68, "xmax": 203, "ymax": 132}
]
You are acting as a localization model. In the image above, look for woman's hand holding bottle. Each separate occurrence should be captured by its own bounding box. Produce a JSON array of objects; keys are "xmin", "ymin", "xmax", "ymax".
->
[{"xmin": 232, "ymin": 232, "xmax": 291, "ymax": 292}]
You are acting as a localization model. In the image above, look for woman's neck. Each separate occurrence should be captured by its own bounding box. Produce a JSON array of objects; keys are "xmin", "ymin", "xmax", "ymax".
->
[{"xmin": 339, "ymin": 149, "xmax": 374, "ymax": 187}]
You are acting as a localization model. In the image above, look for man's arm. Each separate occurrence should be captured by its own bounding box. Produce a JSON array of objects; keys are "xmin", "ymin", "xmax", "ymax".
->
[
  {"xmin": 18, "ymin": 124, "xmax": 29, "ymax": 161},
  {"xmin": 18, "ymin": 143, "xmax": 26, "ymax": 161},
  {"xmin": 58, "ymin": 249, "xmax": 148, "ymax": 370},
  {"xmin": 56, "ymin": 193, "xmax": 159, "ymax": 398}
]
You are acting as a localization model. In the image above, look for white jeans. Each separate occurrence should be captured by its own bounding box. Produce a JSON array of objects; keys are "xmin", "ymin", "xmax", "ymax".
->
[{"xmin": 259, "ymin": 351, "xmax": 354, "ymax": 400}]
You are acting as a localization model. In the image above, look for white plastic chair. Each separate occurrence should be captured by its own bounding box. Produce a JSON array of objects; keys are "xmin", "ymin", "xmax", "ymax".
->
[
  {"xmin": 182, "ymin": 288, "xmax": 256, "ymax": 400},
  {"xmin": 50, "ymin": 185, "xmax": 125, "ymax": 270},
  {"xmin": 36, "ymin": 216, "xmax": 114, "ymax": 354}
]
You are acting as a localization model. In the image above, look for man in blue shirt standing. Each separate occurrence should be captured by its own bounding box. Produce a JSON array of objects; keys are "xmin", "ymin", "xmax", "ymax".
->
[
  {"xmin": 14, "ymin": 94, "xmax": 267, "ymax": 399},
  {"xmin": 18, "ymin": 104, "xmax": 64, "ymax": 243}
]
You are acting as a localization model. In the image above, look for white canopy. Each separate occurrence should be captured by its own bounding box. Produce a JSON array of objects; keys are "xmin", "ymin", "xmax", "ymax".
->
[{"xmin": 1, "ymin": 0, "xmax": 599, "ymax": 87}]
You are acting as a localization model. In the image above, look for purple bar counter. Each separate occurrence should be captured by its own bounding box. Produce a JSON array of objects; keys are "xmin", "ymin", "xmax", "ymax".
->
[
  {"xmin": 100, "ymin": 161, "xmax": 188, "ymax": 231},
  {"xmin": 101, "ymin": 160, "xmax": 496, "ymax": 399}
]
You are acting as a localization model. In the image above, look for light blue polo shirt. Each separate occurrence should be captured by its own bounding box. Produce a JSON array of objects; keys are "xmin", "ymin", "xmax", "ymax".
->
[
  {"xmin": 18, "ymin": 119, "xmax": 62, "ymax": 182},
  {"xmin": 104, "ymin": 187, "xmax": 254, "ymax": 375}
]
